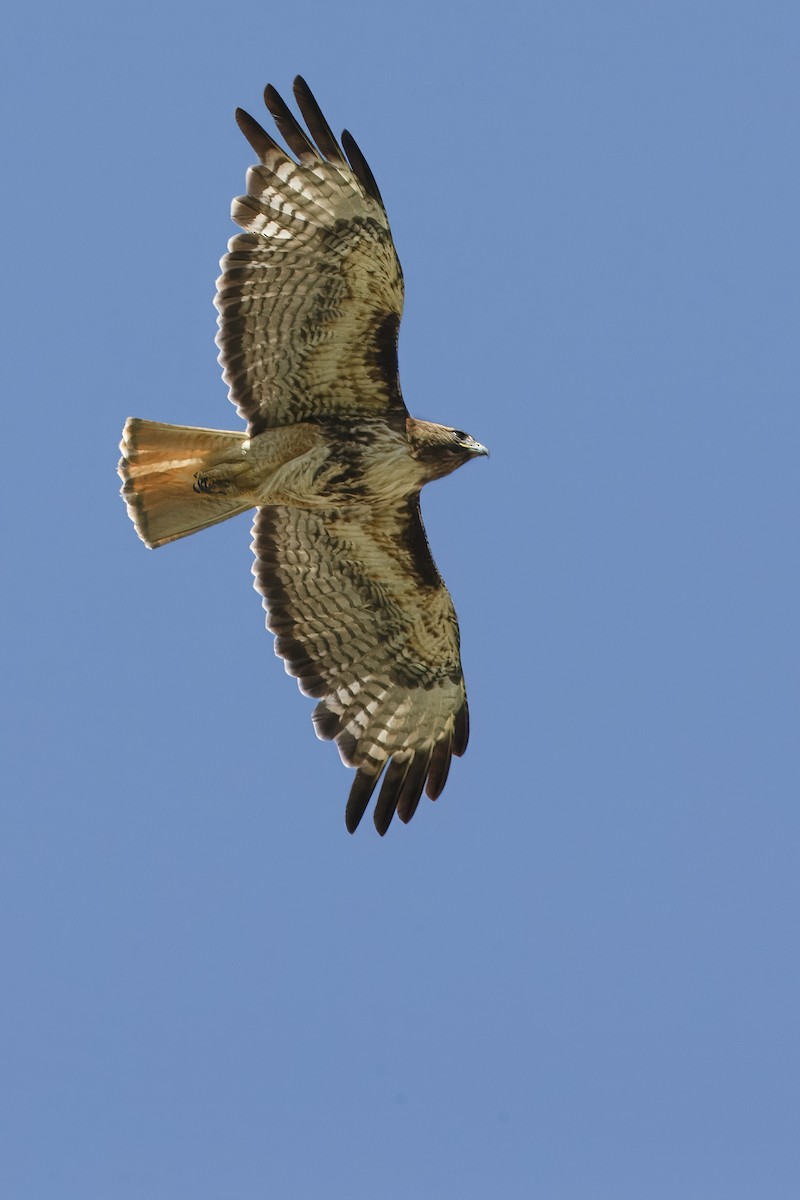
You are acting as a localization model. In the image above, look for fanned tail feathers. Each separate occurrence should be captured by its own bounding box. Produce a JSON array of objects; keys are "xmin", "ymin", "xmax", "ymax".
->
[{"xmin": 118, "ymin": 419, "xmax": 250, "ymax": 548}]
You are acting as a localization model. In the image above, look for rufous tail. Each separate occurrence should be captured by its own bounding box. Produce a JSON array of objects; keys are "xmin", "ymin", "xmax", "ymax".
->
[{"xmin": 118, "ymin": 419, "xmax": 251, "ymax": 548}]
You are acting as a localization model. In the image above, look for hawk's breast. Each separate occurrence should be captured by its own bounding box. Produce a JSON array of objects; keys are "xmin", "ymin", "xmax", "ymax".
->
[{"xmin": 313, "ymin": 419, "xmax": 422, "ymax": 506}]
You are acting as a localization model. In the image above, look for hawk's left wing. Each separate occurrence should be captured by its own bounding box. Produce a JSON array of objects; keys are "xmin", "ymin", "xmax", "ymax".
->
[
  {"xmin": 216, "ymin": 77, "xmax": 407, "ymax": 437},
  {"xmin": 252, "ymin": 500, "xmax": 469, "ymax": 834}
]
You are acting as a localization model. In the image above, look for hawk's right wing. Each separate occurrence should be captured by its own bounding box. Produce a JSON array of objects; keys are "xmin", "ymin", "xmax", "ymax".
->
[{"xmin": 252, "ymin": 499, "xmax": 469, "ymax": 835}]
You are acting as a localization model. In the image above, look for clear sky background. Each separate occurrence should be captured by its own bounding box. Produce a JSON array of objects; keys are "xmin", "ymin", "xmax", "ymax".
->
[{"xmin": 2, "ymin": 2, "xmax": 798, "ymax": 1197}]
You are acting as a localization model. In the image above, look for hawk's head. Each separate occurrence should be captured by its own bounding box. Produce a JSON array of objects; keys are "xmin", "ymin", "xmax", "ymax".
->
[{"xmin": 407, "ymin": 419, "xmax": 489, "ymax": 483}]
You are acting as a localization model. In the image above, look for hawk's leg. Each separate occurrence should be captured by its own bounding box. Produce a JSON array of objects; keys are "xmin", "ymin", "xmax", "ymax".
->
[{"xmin": 193, "ymin": 466, "xmax": 244, "ymax": 496}]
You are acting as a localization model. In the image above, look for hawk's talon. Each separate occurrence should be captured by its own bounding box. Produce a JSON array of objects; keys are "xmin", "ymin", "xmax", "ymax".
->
[{"xmin": 193, "ymin": 472, "xmax": 231, "ymax": 496}]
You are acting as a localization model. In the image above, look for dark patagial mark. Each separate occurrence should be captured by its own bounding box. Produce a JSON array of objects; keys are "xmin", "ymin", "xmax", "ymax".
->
[
  {"xmin": 367, "ymin": 311, "xmax": 401, "ymax": 396},
  {"xmin": 399, "ymin": 495, "xmax": 443, "ymax": 591}
]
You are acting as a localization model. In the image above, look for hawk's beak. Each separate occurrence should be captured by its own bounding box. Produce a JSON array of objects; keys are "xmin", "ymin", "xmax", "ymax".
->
[{"xmin": 468, "ymin": 438, "xmax": 489, "ymax": 458}]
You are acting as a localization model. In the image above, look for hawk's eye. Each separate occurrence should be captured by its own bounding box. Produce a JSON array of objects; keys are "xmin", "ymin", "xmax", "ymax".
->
[{"xmin": 453, "ymin": 430, "xmax": 468, "ymax": 442}]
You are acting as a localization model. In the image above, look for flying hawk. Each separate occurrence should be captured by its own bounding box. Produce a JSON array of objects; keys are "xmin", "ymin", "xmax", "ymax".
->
[{"xmin": 119, "ymin": 77, "xmax": 487, "ymax": 834}]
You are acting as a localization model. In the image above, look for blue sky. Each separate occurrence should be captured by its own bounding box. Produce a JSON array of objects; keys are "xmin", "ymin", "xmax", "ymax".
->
[{"xmin": 3, "ymin": 1, "xmax": 799, "ymax": 1196}]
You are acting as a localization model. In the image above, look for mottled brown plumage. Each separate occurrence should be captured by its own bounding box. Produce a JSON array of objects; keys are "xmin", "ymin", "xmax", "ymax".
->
[{"xmin": 118, "ymin": 77, "xmax": 487, "ymax": 834}]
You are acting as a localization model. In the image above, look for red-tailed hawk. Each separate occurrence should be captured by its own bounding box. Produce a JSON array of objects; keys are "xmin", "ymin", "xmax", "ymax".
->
[{"xmin": 119, "ymin": 77, "xmax": 487, "ymax": 834}]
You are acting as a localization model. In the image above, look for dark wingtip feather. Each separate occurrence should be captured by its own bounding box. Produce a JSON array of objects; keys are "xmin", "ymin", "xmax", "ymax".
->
[
  {"xmin": 263, "ymin": 83, "xmax": 318, "ymax": 161},
  {"xmin": 373, "ymin": 757, "xmax": 411, "ymax": 836},
  {"xmin": 396, "ymin": 750, "xmax": 431, "ymax": 825},
  {"xmin": 293, "ymin": 76, "xmax": 348, "ymax": 165},
  {"xmin": 453, "ymin": 700, "xmax": 469, "ymax": 757},
  {"xmin": 341, "ymin": 129, "xmax": 385, "ymax": 207},
  {"xmin": 346, "ymin": 769, "xmax": 381, "ymax": 833},
  {"xmin": 235, "ymin": 107, "xmax": 282, "ymax": 161},
  {"xmin": 426, "ymin": 737, "xmax": 452, "ymax": 801}
]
